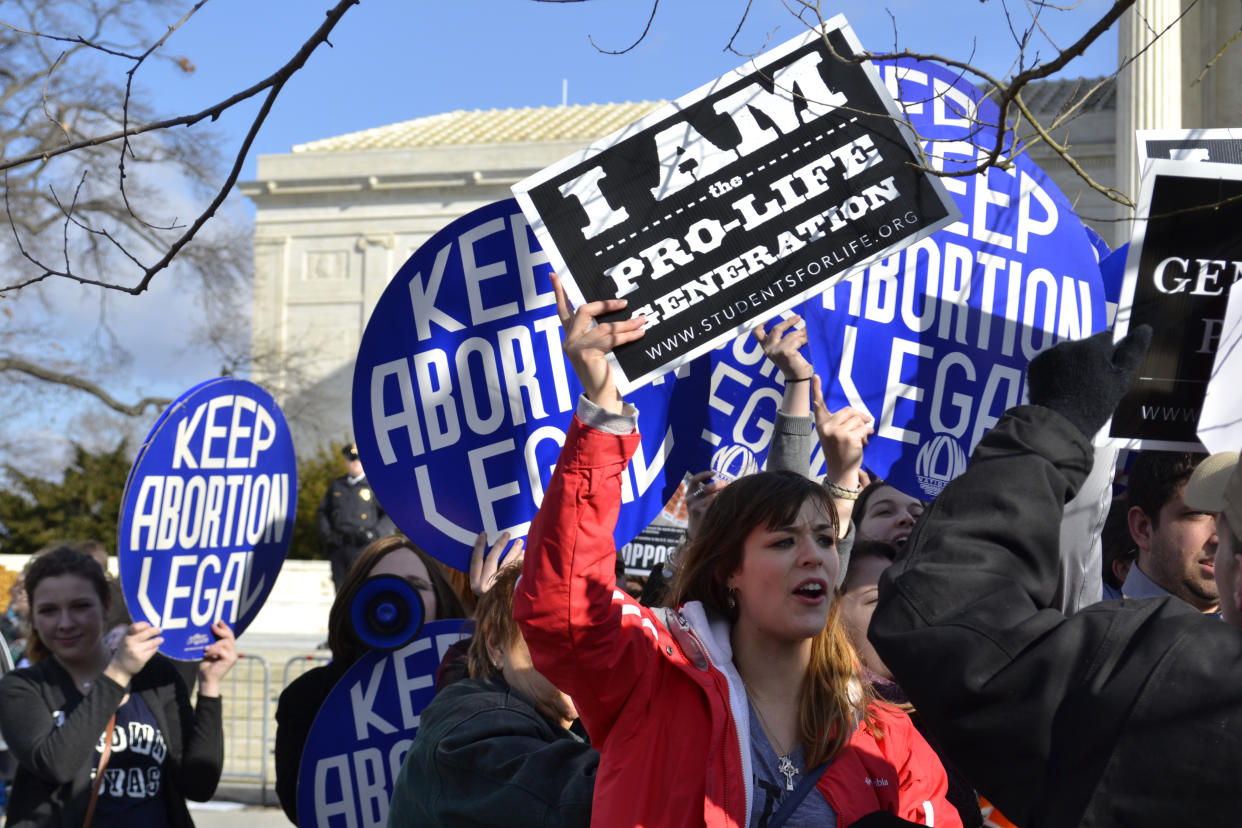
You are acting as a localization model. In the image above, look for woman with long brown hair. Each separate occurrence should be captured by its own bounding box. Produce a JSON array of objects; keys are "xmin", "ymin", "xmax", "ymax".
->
[
  {"xmin": 514, "ymin": 277, "xmax": 956, "ymax": 827},
  {"xmin": 273, "ymin": 535, "xmax": 465, "ymax": 824},
  {"xmin": 0, "ymin": 546, "xmax": 235, "ymax": 828}
]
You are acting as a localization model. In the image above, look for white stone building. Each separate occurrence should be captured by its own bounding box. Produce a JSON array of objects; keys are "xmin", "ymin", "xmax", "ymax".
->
[
  {"xmin": 240, "ymin": 101, "xmax": 665, "ymax": 449},
  {"xmin": 241, "ymin": 1, "xmax": 1240, "ymax": 451}
]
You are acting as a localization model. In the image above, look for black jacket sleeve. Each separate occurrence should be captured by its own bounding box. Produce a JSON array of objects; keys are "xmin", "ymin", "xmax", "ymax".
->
[
  {"xmin": 136, "ymin": 656, "xmax": 224, "ymax": 804},
  {"xmin": 165, "ymin": 663, "xmax": 223, "ymax": 802},
  {"xmin": 176, "ymin": 694, "xmax": 223, "ymax": 801},
  {"xmin": 0, "ymin": 664, "xmax": 125, "ymax": 785},
  {"xmin": 869, "ymin": 405, "xmax": 1242, "ymax": 826},
  {"xmin": 275, "ymin": 662, "xmax": 345, "ymax": 825},
  {"xmin": 316, "ymin": 484, "xmax": 341, "ymax": 547}
]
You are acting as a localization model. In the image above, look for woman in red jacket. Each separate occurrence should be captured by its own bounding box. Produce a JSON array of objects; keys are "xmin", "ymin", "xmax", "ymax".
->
[{"xmin": 514, "ymin": 277, "xmax": 958, "ymax": 828}]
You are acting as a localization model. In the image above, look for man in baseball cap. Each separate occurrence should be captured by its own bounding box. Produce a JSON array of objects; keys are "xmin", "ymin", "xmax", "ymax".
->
[{"xmin": 1185, "ymin": 451, "xmax": 1242, "ymax": 625}]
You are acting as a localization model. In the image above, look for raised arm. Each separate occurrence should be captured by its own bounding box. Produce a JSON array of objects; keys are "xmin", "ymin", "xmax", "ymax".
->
[
  {"xmin": 0, "ymin": 670, "xmax": 124, "ymax": 785},
  {"xmin": 0, "ymin": 621, "xmax": 161, "ymax": 785},
  {"xmin": 755, "ymin": 315, "xmax": 817, "ymax": 479},
  {"xmin": 753, "ymin": 314, "xmax": 871, "ymax": 534},
  {"xmin": 753, "ymin": 313, "xmax": 813, "ymax": 419},
  {"xmin": 553, "ymin": 274, "xmax": 643, "ymax": 415},
  {"xmin": 515, "ymin": 276, "xmax": 669, "ymax": 741},
  {"xmin": 811, "ymin": 376, "xmax": 871, "ymax": 545},
  {"xmin": 868, "ymin": 329, "xmax": 1152, "ymax": 825}
]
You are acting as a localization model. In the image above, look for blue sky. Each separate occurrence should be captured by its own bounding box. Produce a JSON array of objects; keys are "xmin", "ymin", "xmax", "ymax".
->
[
  {"xmin": 11, "ymin": 0, "xmax": 1120, "ymax": 467},
  {"xmin": 140, "ymin": 0, "xmax": 1118, "ymax": 175}
]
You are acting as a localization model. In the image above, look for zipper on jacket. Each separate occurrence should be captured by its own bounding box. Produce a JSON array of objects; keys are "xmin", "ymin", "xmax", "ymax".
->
[{"xmin": 674, "ymin": 622, "xmax": 749, "ymax": 827}]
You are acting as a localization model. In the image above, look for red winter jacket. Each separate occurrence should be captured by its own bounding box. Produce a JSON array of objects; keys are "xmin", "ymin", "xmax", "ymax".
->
[{"xmin": 515, "ymin": 413, "xmax": 959, "ymax": 828}]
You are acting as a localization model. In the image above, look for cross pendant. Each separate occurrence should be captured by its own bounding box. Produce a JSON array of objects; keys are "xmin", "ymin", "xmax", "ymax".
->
[{"xmin": 777, "ymin": 755, "xmax": 798, "ymax": 792}]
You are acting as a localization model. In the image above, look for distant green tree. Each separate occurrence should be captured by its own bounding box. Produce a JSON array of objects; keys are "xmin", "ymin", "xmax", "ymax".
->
[
  {"xmin": 288, "ymin": 441, "xmax": 348, "ymax": 560},
  {"xmin": 0, "ymin": 441, "xmax": 131, "ymax": 557}
]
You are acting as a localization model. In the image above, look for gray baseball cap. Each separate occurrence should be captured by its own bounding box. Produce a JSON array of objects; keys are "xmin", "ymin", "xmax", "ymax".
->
[{"xmin": 1184, "ymin": 451, "xmax": 1241, "ymax": 531}]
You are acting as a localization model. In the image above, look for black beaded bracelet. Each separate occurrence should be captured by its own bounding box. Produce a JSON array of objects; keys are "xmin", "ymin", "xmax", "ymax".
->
[{"xmin": 783, "ymin": 375, "xmax": 812, "ymax": 383}]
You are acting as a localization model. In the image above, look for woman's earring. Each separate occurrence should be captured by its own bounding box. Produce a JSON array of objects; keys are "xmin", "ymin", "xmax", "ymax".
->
[{"xmin": 726, "ymin": 588, "xmax": 737, "ymax": 611}]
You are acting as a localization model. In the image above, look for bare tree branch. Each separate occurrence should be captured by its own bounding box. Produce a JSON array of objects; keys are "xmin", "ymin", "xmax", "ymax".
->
[
  {"xmin": 0, "ymin": 356, "xmax": 170, "ymax": 416},
  {"xmin": 1192, "ymin": 28, "xmax": 1242, "ymax": 87},
  {"xmin": 0, "ymin": 0, "xmax": 361, "ymax": 296},
  {"xmin": 589, "ymin": 0, "xmax": 659, "ymax": 55},
  {"xmin": 116, "ymin": 0, "xmax": 213, "ymax": 228}
]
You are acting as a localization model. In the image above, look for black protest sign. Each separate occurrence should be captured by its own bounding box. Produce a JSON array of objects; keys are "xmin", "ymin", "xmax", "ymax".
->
[
  {"xmin": 1111, "ymin": 159, "xmax": 1242, "ymax": 448},
  {"xmin": 512, "ymin": 16, "xmax": 957, "ymax": 394}
]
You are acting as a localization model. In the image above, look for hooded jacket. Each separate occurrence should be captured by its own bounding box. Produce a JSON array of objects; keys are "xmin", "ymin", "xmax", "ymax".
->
[
  {"xmin": 388, "ymin": 674, "xmax": 597, "ymax": 827},
  {"xmin": 514, "ymin": 406, "xmax": 957, "ymax": 828}
]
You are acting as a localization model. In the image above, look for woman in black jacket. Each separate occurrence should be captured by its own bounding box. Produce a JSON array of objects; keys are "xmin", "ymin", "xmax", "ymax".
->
[
  {"xmin": 0, "ymin": 546, "xmax": 236, "ymax": 828},
  {"xmin": 273, "ymin": 535, "xmax": 467, "ymax": 824},
  {"xmin": 388, "ymin": 564, "xmax": 597, "ymax": 827}
]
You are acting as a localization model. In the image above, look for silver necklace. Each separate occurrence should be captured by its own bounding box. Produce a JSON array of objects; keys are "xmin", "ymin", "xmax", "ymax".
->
[{"xmin": 746, "ymin": 690, "xmax": 799, "ymax": 791}]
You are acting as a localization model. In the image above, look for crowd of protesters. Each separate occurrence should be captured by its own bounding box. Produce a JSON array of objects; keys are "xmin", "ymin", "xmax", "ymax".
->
[{"xmin": 1, "ymin": 267, "xmax": 1239, "ymax": 828}]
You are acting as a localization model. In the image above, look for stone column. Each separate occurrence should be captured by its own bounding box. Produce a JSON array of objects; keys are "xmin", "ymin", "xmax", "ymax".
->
[
  {"xmin": 1115, "ymin": 0, "xmax": 1184, "ymax": 245},
  {"xmin": 1192, "ymin": 0, "xmax": 1242, "ymax": 129}
]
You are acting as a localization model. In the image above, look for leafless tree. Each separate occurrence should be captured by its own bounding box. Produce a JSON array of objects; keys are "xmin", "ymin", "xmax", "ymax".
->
[
  {"xmin": 0, "ymin": 0, "xmax": 356, "ymax": 441},
  {"xmin": 1, "ymin": 0, "xmax": 1232, "ymax": 437},
  {"xmin": 591, "ymin": 0, "xmax": 1236, "ymax": 219}
]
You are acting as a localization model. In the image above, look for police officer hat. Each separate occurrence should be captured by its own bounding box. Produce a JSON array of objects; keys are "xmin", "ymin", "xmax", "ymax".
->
[{"xmin": 343, "ymin": 442, "xmax": 360, "ymax": 461}]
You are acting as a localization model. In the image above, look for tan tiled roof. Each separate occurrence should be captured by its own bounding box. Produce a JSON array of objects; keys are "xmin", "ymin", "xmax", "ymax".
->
[
  {"xmin": 1021, "ymin": 76, "xmax": 1115, "ymax": 115},
  {"xmin": 293, "ymin": 101, "xmax": 668, "ymax": 153},
  {"xmin": 986, "ymin": 76, "xmax": 1116, "ymax": 115}
]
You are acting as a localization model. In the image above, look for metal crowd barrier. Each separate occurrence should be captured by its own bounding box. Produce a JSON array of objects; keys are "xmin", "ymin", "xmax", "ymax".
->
[
  {"xmin": 218, "ymin": 653, "xmax": 271, "ymax": 801},
  {"xmin": 282, "ymin": 652, "xmax": 332, "ymax": 689},
  {"xmin": 211, "ymin": 652, "xmax": 332, "ymax": 806}
]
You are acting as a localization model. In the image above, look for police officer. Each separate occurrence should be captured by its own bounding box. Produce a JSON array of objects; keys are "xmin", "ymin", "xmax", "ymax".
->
[{"xmin": 317, "ymin": 443, "xmax": 390, "ymax": 591}]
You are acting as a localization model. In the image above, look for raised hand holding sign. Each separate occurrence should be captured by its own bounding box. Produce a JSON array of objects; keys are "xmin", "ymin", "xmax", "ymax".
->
[{"xmin": 352, "ymin": 199, "xmax": 699, "ymax": 572}]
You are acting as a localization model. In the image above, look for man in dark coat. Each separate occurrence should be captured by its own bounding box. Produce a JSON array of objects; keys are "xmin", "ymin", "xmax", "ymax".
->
[
  {"xmin": 869, "ymin": 327, "xmax": 1242, "ymax": 826},
  {"xmin": 316, "ymin": 442, "xmax": 390, "ymax": 590}
]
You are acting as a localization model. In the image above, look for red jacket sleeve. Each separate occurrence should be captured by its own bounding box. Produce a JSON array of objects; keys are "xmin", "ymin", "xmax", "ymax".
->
[
  {"xmin": 513, "ymin": 416, "xmax": 672, "ymax": 745},
  {"xmin": 825, "ymin": 704, "xmax": 961, "ymax": 827}
]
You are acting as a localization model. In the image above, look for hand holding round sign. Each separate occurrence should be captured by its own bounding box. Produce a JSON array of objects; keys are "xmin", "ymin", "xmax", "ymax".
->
[
  {"xmin": 799, "ymin": 58, "xmax": 1107, "ymax": 500},
  {"xmin": 118, "ymin": 378, "xmax": 297, "ymax": 659}
]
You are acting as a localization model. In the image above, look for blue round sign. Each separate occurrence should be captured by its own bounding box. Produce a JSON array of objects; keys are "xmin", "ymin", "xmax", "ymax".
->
[
  {"xmin": 118, "ymin": 378, "xmax": 297, "ymax": 659},
  {"xmin": 677, "ymin": 323, "xmax": 823, "ymax": 480},
  {"xmin": 352, "ymin": 198, "xmax": 700, "ymax": 571},
  {"xmin": 1099, "ymin": 241, "xmax": 1129, "ymax": 308},
  {"xmin": 799, "ymin": 58, "xmax": 1107, "ymax": 499},
  {"xmin": 122, "ymin": 377, "xmax": 233, "ymax": 514},
  {"xmin": 296, "ymin": 619, "xmax": 470, "ymax": 827}
]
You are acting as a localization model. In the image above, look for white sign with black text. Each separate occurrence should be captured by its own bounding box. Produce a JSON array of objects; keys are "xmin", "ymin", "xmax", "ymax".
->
[
  {"xmin": 1137, "ymin": 128, "xmax": 1242, "ymax": 169},
  {"xmin": 513, "ymin": 16, "xmax": 958, "ymax": 394}
]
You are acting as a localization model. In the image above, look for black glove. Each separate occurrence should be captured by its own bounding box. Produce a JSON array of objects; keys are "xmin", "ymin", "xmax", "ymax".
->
[{"xmin": 1026, "ymin": 325, "xmax": 1152, "ymax": 438}]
